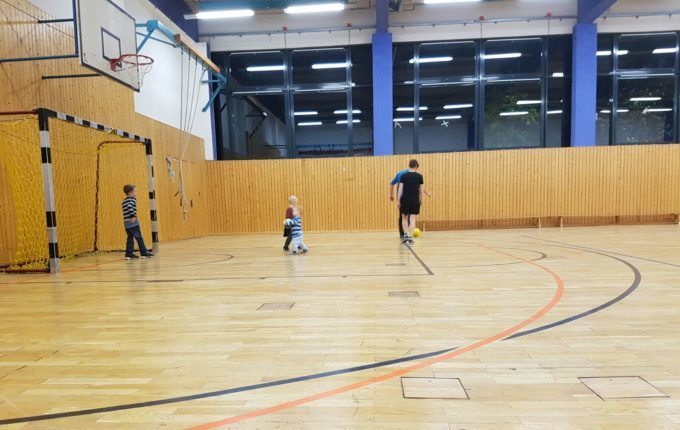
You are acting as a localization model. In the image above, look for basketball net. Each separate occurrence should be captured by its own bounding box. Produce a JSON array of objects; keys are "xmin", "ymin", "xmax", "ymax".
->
[{"xmin": 110, "ymin": 54, "xmax": 155, "ymax": 88}]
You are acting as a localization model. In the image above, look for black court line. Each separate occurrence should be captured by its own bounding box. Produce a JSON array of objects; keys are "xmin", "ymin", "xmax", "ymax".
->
[
  {"xmin": 506, "ymin": 240, "xmax": 642, "ymax": 340},
  {"xmin": 432, "ymin": 248, "xmax": 547, "ymax": 269},
  {"xmin": 524, "ymin": 236, "xmax": 680, "ymax": 269},
  {"xmin": 0, "ymin": 347, "xmax": 454, "ymax": 425},
  {"xmin": 405, "ymin": 245, "xmax": 434, "ymax": 275},
  {"xmin": 0, "ymin": 273, "xmax": 432, "ymax": 286},
  {"xmin": 0, "ymin": 242, "xmax": 645, "ymax": 424}
]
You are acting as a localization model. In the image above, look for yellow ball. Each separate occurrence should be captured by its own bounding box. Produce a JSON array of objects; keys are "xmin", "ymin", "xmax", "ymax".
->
[{"xmin": 413, "ymin": 228, "xmax": 421, "ymax": 238}]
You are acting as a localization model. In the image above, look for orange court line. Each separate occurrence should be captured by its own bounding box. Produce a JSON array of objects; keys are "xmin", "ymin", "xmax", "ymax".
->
[{"xmin": 182, "ymin": 242, "xmax": 565, "ymax": 430}]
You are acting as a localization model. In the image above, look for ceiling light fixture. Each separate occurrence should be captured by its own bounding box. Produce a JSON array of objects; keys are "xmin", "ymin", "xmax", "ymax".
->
[
  {"xmin": 294, "ymin": 111, "xmax": 319, "ymax": 116},
  {"xmin": 485, "ymin": 52, "xmax": 522, "ymax": 60},
  {"xmin": 499, "ymin": 111, "xmax": 529, "ymax": 116},
  {"xmin": 311, "ymin": 62, "xmax": 350, "ymax": 69},
  {"xmin": 195, "ymin": 9, "xmax": 255, "ymax": 19},
  {"xmin": 397, "ymin": 106, "xmax": 428, "ymax": 111},
  {"xmin": 630, "ymin": 97, "xmax": 662, "ymax": 102},
  {"xmin": 653, "ymin": 47, "xmax": 678, "ymax": 54},
  {"xmin": 297, "ymin": 122, "xmax": 323, "ymax": 126},
  {"xmin": 284, "ymin": 3, "xmax": 345, "ymax": 14},
  {"xmin": 435, "ymin": 115, "xmax": 462, "ymax": 120},
  {"xmin": 409, "ymin": 56, "xmax": 454, "ymax": 64},
  {"xmin": 246, "ymin": 65, "xmax": 285, "ymax": 72},
  {"xmin": 444, "ymin": 103, "xmax": 473, "ymax": 109}
]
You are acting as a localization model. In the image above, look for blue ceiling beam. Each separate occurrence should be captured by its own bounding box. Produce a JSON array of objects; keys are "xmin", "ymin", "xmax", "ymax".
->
[
  {"xmin": 147, "ymin": 0, "xmax": 199, "ymax": 41},
  {"xmin": 578, "ymin": 0, "xmax": 618, "ymax": 23}
]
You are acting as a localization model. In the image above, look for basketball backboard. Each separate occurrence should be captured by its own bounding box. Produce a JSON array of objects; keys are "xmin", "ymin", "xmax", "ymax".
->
[{"xmin": 77, "ymin": 0, "xmax": 141, "ymax": 91}]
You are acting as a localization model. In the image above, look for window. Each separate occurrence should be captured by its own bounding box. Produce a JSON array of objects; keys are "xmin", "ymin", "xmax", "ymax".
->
[
  {"xmin": 419, "ymin": 84, "xmax": 475, "ymax": 152},
  {"xmin": 615, "ymin": 76, "xmax": 675, "ymax": 144},
  {"xmin": 229, "ymin": 51, "xmax": 285, "ymax": 88},
  {"xmin": 352, "ymin": 87, "xmax": 374, "ymax": 155},
  {"xmin": 292, "ymin": 48, "xmax": 347, "ymax": 86},
  {"xmin": 227, "ymin": 93, "xmax": 288, "ymax": 159},
  {"xmin": 618, "ymin": 33, "xmax": 678, "ymax": 71},
  {"xmin": 351, "ymin": 45, "xmax": 373, "ymax": 86},
  {"xmin": 546, "ymin": 77, "xmax": 569, "ymax": 148},
  {"xmin": 483, "ymin": 80, "xmax": 542, "ymax": 148},
  {"xmin": 596, "ymin": 76, "xmax": 612, "ymax": 146},
  {"xmin": 293, "ymin": 91, "xmax": 350, "ymax": 157},
  {"xmin": 393, "ymin": 44, "xmax": 415, "ymax": 84},
  {"xmin": 419, "ymin": 42, "xmax": 476, "ymax": 81},
  {"xmin": 597, "ymin": 34, "xmax": 613, "ymax": 75},
  {"xmin": 548, "ymin": 35, "xmax": 572, "ymax": 77},
  {"xmin": 394, "ymin": 85, "xmax": 415, "ymax": 154},
  {"xmin": 484, "ymin": 38, "xmax": 542, "ymax": 76}
]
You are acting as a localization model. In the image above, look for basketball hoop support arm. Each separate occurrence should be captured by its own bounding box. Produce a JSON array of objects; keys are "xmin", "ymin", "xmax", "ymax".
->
[{"xmin": 136, "ymin": 20, "xmax": 227, "ymax": 112}]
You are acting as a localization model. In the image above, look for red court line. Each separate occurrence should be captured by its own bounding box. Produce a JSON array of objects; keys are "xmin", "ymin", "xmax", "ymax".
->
[{"xmin": 182, "ymin": 243, "xmax": 565, "ymax": 430}]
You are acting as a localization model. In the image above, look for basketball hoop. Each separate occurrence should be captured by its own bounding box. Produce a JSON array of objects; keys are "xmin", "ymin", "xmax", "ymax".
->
[{"xmin": 110, "ymin": 54, "xmax": 154, "ymax": 87}]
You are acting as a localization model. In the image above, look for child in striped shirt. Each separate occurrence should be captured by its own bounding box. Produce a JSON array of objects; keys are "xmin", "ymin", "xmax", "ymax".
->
[
  {"xmin": 122, "ymin": 184, "xmax": 154, "ymax": 260},
  {"xmin": 286, "ymin": 207, "xmax": 308, "ymax": 255}
]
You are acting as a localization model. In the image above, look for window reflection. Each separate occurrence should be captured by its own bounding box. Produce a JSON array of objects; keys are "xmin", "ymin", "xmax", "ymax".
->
[
  {"xmin": 484, "ymin": 80, "xmax": 541, "ymax": 148},
  {"xmin": 419, "ymin": 84, "xmax": 475, "ymax": 152},
  {"xmin": 616, "ymin": 76, "xmax": 675, "ymax": 144}
]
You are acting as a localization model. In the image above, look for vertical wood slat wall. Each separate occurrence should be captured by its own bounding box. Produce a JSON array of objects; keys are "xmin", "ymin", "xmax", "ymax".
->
[
  {"xmin": 0, "ymin": 0, "xmax": 210, "ymax": 265},
  {"xmin": 206, "ymin": 146, "xmax": 680, "ymax": 233}
]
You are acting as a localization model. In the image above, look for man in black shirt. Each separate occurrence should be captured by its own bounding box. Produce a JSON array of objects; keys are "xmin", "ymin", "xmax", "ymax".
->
[{"xmin": 398, "ymin": 159, "xmax": 424, "ymax": 245}]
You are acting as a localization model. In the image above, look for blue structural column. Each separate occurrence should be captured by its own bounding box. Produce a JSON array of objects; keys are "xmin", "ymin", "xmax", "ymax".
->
[
  {"xmin": 570, "ymin": 0, "xmax": 617, "ymax": 146},
  {"xmin": 372, "ymin": 0, "xmax": 394, "ymax": 155},
  {"xmin": 570, "ymin": 23, "xmax": 598, "ymax": 146}
]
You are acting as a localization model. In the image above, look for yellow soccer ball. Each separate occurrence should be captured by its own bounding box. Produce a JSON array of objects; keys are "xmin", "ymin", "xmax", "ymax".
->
[{"xmin": 413, "ymin": 228, "xmax": 421, "ymax": 238}]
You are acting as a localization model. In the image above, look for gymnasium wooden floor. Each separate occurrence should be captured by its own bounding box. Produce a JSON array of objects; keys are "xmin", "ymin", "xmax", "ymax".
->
[{"xmin": 1, "ymin": 225, "xmax": 679, "ymax": 430}]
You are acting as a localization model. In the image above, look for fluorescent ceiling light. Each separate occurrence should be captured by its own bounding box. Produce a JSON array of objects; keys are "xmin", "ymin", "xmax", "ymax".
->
[
  {"xmin": 195, "ymin": 9, "xmax": 254, "ymax": 19},
  {"xmin": 597, "ymin": 50, "xmax": 629, "ymax": 56},
  {"xmin": 285, "ymin": 3, "xmax": 344, "ymax": 14},
  {"xmin": 393, "ymin": 117, "xmax": 423, "ymax": 122},
  {"xmin": 336, "ymin": 119, "xmax": 361, "ymax": 124},
  {"xmin": 547, "ymin": 110, "xmax": 563, "ymax": 115},
  {"xmin": 485, "ymin": 52, "xmax": 522, "ymax": 60},
  {"xmin": 311, "ymin": 62, "xmax": 349, "ymax": 70},
  {"xmin": 334, "ymin": 109, "xmax": 361, "ymax": 114},
  {"xmin": 653, "ymin": 47, "xmax": 678, "ymax": 54},
  {"xmin": 517, "ymin": 100, "xmax": 542, "ymax": 105},
  {"xmin": 297, "ymin": 122, "xmax": 322, "ymax": 126},
  {"xmin": 630, "ymin": 97, "xmax": 661, "ymax": 102},
  {"xmin": 444, "ymin": 103, "xmax": 473, "ymax": 109},
  {"xmin": 600, "ymin": 109, "xmax": 629, "ymax": 114},
  {"xmin": 397, "ymin": 106, "xmax": 428, "ymax": 111},
  {"xmin": 424, "ymin": 0, "xmax": 483, "ymax": 3},
  {"xmin": 246, "ymin": 65, "xmax": 284, "ymax": 72},
  {"xmin": 294, "ymin": 111, "xmax": 318, "ymax": 116},
  {"xmin": 499, "ymin": 111, "xmax": 529, "ymax": 116},
  {"xmin": 409, "ymin": 56, "xmax": 454, "ymax": 64},
  {"xmin": 435, "ymin": 115, "xmax": 462, "ymax": 120},
  {"xmin": 552, "ymin": 72, "xmax": 564, "ymax": 78},
  {"xmin": 644, "ymin": 108, "xmax": 673, "ymax": 113}
]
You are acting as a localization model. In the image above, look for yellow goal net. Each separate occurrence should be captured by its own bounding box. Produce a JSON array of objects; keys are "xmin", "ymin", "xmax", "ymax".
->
[{"xmin": 0, "ymin": 110, "xmax": 157, "ymax": 272}]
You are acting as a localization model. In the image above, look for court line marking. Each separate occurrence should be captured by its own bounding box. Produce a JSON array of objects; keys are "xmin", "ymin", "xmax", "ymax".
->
[
  {"xmin": 181, "ymin": 243, "xmax": 564, "ymax": 430},
  {"xmin": 0, "ymin": 348, "xmax": 454, "ymax": 425},
  {"xmin": 404, "ymin": 245, "xmax": 434, "ymax": 275},
  {"xmin": 524, "ymin": 236, "xmax": 680, "ymax": 268},
  {"xmin": 0, "ymin": 241, "xmax": 643, "ymax": 425},
  {"xmin": 506, "ymin": 243, "xmax": 641, "ymax": 340}
]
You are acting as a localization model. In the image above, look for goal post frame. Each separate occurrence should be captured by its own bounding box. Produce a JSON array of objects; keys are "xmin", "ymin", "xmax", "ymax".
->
[{"xmin": 35, "ymin": 108, "xmax": 159, "ymax": 272}]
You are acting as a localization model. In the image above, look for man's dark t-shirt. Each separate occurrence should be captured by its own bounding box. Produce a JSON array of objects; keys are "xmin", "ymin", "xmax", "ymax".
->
[{"xmin": 399, "ymin": 172, "xmax": 424, "ymax": 201}]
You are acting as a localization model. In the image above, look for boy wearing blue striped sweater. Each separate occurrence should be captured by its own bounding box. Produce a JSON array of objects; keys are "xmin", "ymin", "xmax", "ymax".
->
[
  {"xmin": 286, "ymin": 207, "xmax": 308, "ymax": 255},
  {"xmin": 122, "ymin": 184, "xmax": 154, "ymax": 260}
]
